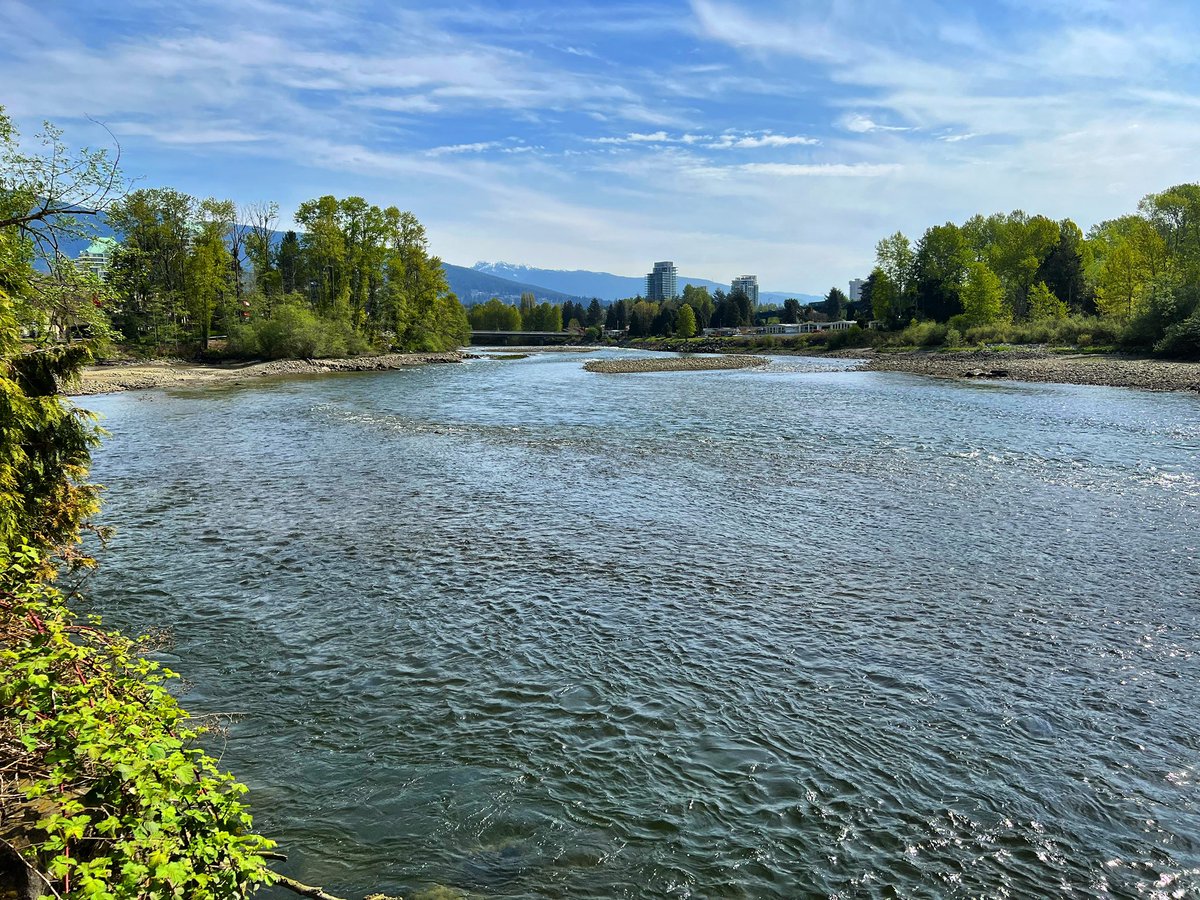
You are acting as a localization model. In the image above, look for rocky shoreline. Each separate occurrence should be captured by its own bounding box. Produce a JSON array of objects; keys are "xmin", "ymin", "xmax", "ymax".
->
[
  {"xmin": 584, "ymin": 355, "xmax": 768, "ymax": 374},
  {"xmin": 857, "ymin": 348, "xmax": 1200, "ymax": 393},
  {"xmin": 70, "ymin": 352, "xmax": 462, "ymax": 396},
  {"xmin": 620, "ymin": 339, "xmax": 1200, "ymax": 393}
]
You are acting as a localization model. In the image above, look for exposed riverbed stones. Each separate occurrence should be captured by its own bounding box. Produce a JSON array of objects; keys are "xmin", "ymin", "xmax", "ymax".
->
[
  {"xmin": 860, "ymin": 349, "xmax": 1200, "ymax": 393},
  {"xmin": 71, "ymin": 352, "xmax": 462, "ymax": 395},
  {"xmin": 584, "ymin": 355, "xmax": 768, "ymax": 374}
]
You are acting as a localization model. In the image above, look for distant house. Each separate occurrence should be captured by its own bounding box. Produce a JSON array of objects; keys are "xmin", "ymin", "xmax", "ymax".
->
[
  {"xmin": 763, "ymin": 322, "xmax": 802, "ymax": 335},
  {"xmin": 761, "ymin": 320, "xmax": 856, "ymax": 335}
]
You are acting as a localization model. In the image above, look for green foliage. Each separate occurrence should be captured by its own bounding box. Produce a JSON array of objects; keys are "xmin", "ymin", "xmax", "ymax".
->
[
  {"xmin": 227, "ymin": 300, "xmax": 374, "ymax": 359},
  {"xmin": 0, "ymin": 253, "xmax": 100, "ymax": 565},
  {"xmin": 681, "ymin": 284, "xmax": 714, "ymax": 330},
  {"xmin": 1089, "ymin": 215, "xmax": 1171, "ymax": 321},
  {"xmin": 821, "ymin": 324, "xmax": 874, "ymax": 351},
  {"xmin": 984, "ymin": 211, "xmax": 1059, "ymax": 317},
  {"xmin": 959, "ymin": 262, "xmax": 1008, "ymax": 326},
  {"xmin": 958, "ymin": 315, "xmax": 1121, "ymax": 348},
  {"xmin": 1027, "ymin": 281, "xmax": 1068, "ymax": 320},
  {"xmin": 0, "ymin": 551, "xmax": 277, "ymax": 899},
  {"xmin": 1118, "ymin": 280, "xmax": 1184, "ymax": 351},
  {"xmin": 105, "ymin": 185, "xmax": 469, "ymax": 358},
  {"xmin": 468, "ymin": 298, "xmax": 522, "ymax": 331},
  {"xmin": 676, "ymin": 303, "xmax": 697, "ymax": 339},
  {"xmin": 2, "ymin": 107, "xmax": 276, "ymax": 900},
  {"xmin": 822, "ymin": 287, "xmax": 848, "ymax": 321},
  {"xmin": 522, "ymin": 301, "xmax": 563, "ymax": 332},
  {"xmin": 892, "ymin": 320, "xmax": 948, "ymax": 348},
  {"xmin": 1153, "ymin": 308, "xmax": 1200, "ymax": 359},
  {"xmin": 868, "ymin": 267, "xmax": 901, "ymax": 326}
]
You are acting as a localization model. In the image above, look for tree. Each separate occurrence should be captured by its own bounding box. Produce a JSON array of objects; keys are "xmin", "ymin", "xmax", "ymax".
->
[
  {"xmin": 913, "ymin": 223, "xmax": 969, "ymax": 321},
  {"xmin": 277, "ymin": 230, "xmax": 302, "ymax": 295},
  {"xmin": 1035, "ymin": 219, "xmax": 1091, "ymax": 314},
  {"xmin": 104, "ymin": 188, "xmax": 195, "ymax": 346},
  {"xmin": 629, "ymin": 300, "xmax": 657, "ymax": 336},
  {"xmin": 782, "ymin": 297, "xmax": 802, "ymax": 323},
  {"xmin": 986, "ymin": 211, "xmax": 1059, "ymax": 318},
  {"xmin": 1028, "ymin": 281, "xmax": 1068, "ymax": 320},
  {"xmin": 875, "ymin": 231, "xmax": 914, "ymax": 317},
  {"xmin": 0, "ymin": 112, "xmax": 123, "ymax": 259},
  {"xmin": 1, "ymin": 242, "xmax": 99, "ymax": 565},
  {"xmin": 652, "ymin": 303, "xmax": 677, "ymax": 336},
  {"xmin": 681, "ymin": 284, "xmax": 714, "ymax": 330},
  {"xmin": 857, "ymin": 271, "xmax": 877, "ymax": 321},
  {"xmin": 379, "ymin": 207, "xmax": 468, "ymax": 350},
  {"xmin": 519, "ymin": 292, "xmax": 537, "ymax": 323},
  {"xmin": 869, "ymin": 267, "xmax": 897, "ymax": 325},
  {"xmin": 1089, "ymin": 215, "xmax": 1170, "ymax": 320},
  {"xmin": 245, "ymin": 200, "xmax": 281, "ymax": 315},
  {"xmin": 468, "ymin": 298, "xmax": 521, "ymax": 330},
  {"xmin": 822, "ymin": 287, "xmax": 848, "ymax": 321},
  {"xmin": 586, "ymin": 298, "xmax": 604, "ymax": 327},
  {"xmin": 1139, "ymin": 183, "xmax": 1200, "ymax": 276},
  {"xmin": 960, "ymin": 261, "xmax": 1008, "ymax": 325},
  {"xmin": 676, "ymin": 303, "xmax": 697, "ymax": 338},
  {"xmin": 294, "ymin": 195, "xmax": 346, "ymax": 314}
]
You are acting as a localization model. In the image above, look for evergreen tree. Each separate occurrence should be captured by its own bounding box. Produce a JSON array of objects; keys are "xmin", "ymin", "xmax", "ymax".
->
[
  {"xmin": 822, "ymin": 288, "xmax": 848, "ymax": 321},
  {"xmin": 586, "ymin": 298, "xmax": 604, "ymax": 326}
]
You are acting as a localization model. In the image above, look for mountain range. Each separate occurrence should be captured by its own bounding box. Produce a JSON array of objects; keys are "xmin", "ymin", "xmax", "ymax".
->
[
  {"xmin": 40, "ymin": 219, "xmax": 822, "ymax": 306},
  {"xmin": 471, "ymin": 261, "xmax": 822, "ymax": 305}
]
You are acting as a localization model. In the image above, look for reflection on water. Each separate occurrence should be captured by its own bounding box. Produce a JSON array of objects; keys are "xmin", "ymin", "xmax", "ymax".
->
[{"xmin": 83, "ymin": 351, "xmax": 1200, "ymax": 898}]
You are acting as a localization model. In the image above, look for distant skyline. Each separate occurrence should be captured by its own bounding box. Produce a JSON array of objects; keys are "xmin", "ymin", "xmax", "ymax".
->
[{"xmin": 4, "ymin": 0, "xmax": 1199, "ymax": 293}]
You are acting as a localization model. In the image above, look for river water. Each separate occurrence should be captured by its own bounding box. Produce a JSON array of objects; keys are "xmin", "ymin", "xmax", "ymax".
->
[{"xmin": 82, "ymin": 351, "xmax": 1200, "ymax": 898}]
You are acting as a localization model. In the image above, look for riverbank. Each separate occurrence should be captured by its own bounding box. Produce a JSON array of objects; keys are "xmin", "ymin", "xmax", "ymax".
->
[
  {"xmin": 622, "ymin": 337, "xmax": 1200, "ymax": 392},
  {"xmin": 856, "ymin": 348, "xmax": 1200, "ymax": 392},
  {"xmin": 584, "ymin": 355, "xmax": 767, "ymax": 374},
  {"xmin": 69, "ymin": 352, "xmax": 462, "ymax": 395}
]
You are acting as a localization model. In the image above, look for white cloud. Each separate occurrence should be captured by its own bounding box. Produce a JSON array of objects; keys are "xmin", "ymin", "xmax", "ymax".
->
[
  {"xmin": 426, "ymin": 141, "xmax": 506, "ymax": 156},
  {"xmin": 709, "ymin": 132, "xmax": 820, "ymax": 149},
  {"xmin": 839, "ymin": 114, "xmax": 912, "ymax": 134},
  {"xmin": 592, "ymin": 130, "xmax": 819, "ymax": 150},
  {"xmin": 730, "ymin": 162, "xmax": 901, "ymax": 178}
]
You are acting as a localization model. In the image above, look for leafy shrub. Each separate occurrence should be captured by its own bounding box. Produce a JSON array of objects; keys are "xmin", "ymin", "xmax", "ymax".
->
[
  {"xmin": 1, "ymin": 547, "xmax": 276, "ymax": 899},
  {"xmin": 892, "ymin": 321, "xmax": 947, "ymax": 347},
  {"xmin": 824, "ymin": 324, "xmax": 874, "ymax": 351},
  {"xmin": 1154, "ymin": 311, "xmax": 1200, "ymax": 359},
  {"xmin": 223, "ymin": 302, "xmax": 376, "ymax": 359}
]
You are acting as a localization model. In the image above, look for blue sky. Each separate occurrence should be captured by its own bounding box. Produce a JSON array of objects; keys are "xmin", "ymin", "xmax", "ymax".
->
[{"xmin": 4, "ymin": 0, "xmax": 1199, "ymax": 293}]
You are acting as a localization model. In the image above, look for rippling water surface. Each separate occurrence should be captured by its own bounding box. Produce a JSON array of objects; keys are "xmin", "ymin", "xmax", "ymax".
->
[{"xmin": 83, "ymin": 351, "xmax": 1200, "ymax": 898}]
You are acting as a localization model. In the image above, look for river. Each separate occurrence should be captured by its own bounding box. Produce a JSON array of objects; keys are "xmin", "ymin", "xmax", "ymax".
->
[{"xmin": 82, "ymin": 350, "xmax": 1200, "ymax": 898}]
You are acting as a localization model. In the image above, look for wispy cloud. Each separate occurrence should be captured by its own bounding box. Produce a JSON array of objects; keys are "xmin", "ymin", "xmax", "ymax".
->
[
  {"xmin": 693, "ymin": 162, "xmax": 902, "ymax": 179},
  {"xmin": 5, "ymin": 0, "xmax": 1200, "ymax": 291},
  {"xmin": 709, "ymin": 131, "xmax": 820, "ymax": 149},
  {"xmin": 839, "ymin": 114, "xmax": 912, "ymax": 134}
]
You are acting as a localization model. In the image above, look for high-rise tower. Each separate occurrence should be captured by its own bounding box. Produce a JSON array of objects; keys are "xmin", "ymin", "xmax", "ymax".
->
[
  {"xmin": 731, "ymin": 275, "xmax": 759, "ymax": 304},
  {"xmin": 645, "ymin": 261, "xmax": 678, "ymax": 301}
]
